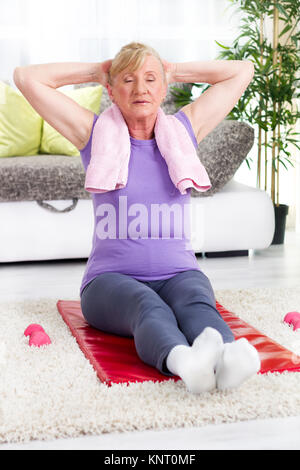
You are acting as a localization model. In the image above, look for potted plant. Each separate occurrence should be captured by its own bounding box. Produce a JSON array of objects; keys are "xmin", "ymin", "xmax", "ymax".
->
[{"xmin": 171, "ymin": 0, "xmax": 300, "ymax": 244}]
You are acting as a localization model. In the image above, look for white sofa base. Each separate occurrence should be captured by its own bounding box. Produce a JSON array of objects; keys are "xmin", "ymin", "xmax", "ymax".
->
[{"xmin": 0, "ymin": 180, "xmax": 275, "ymax": 263}]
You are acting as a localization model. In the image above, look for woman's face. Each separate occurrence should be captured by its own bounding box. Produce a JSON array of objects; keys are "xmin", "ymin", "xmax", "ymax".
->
[{"xmin": 107, "ymin": 55, "xmax": 167, "ymax": 120}]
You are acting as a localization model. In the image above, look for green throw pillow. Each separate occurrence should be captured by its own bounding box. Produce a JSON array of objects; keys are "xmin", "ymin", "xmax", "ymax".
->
[
  {"xmin": 0, "ymin": 81, "xmax": 43, "ymax": 158},
  {"xmin": 40, "ymin": 85, "xmax": 102, "ymax": 156}
]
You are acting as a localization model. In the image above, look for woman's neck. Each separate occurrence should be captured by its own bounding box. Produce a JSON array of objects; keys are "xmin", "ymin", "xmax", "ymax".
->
[
  {"xmin": 129, "ymin": 128, "xmax": 155, "ymax": 140},
  {"xmin": 125, "ymin": 115, "xmax": 156, "ymax": 140}
]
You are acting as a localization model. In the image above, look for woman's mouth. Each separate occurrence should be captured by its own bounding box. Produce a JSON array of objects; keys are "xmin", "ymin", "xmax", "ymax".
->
[{"xmin": 133, "ymin": 101, "xmax": 150, "ymax": 104}]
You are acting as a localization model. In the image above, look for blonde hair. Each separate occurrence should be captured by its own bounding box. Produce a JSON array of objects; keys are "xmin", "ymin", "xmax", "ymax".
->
[{"xmin": 108, "ymin": 41, "xmax": 166, "ymax": 86}]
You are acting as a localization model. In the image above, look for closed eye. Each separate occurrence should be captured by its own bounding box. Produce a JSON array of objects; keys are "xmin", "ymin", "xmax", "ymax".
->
[{"xmin": 124, "ymin": 79, "xmax": 155, "ymax": 83}]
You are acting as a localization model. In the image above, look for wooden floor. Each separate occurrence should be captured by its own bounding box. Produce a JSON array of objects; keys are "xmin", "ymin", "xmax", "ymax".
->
[{"xmin": 1, "ymin": 229, "xmax": 300, "ymax": 450}]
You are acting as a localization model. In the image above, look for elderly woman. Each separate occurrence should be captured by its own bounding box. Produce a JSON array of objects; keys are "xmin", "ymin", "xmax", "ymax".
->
[{"xmin": 14, "ymin": 42, "xmax": 260, "ymax": 393}]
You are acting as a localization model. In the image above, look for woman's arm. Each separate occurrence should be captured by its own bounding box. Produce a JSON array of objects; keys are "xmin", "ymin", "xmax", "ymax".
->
[
  {"xmin": 163, "ymin": 59, "xmax": 254, "ymax": 144},
  {"xmin": 167, "ymin": 59, "xmax": 253, "ymax": 85},
  {"xmin": 13, "ymin": 60, "xmax": 112, "ymax": 150}
]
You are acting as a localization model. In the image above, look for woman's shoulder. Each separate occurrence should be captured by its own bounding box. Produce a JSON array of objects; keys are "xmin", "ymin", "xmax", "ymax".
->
[{"xmin": 173, "ymin": 109, "xmax": 198, "ymax": 149}]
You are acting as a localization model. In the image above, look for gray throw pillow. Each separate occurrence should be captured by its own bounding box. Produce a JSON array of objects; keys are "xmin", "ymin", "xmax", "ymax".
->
[
  {"xmin": 99, "ymin": 85, "xmax": 113, "ymax": 112},
  {"xmin": 162, "ymin": 82, "xmax": 193, "ymax": 115},
  {"xmin": 192, "ymin": 119, "xmax": 254, "ymax": 197}
]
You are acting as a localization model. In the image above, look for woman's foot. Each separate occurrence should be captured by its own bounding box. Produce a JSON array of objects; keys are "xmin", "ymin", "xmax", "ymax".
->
[
  {"xmin": 166, "ymin": 327, "xmax": 223, "ymax": 394},
  {"xmin": 215, "ymin": 338, "xmax": 261, "ymax": 390}
]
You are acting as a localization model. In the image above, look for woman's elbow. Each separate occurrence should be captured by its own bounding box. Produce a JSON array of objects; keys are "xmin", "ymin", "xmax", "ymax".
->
[
  {"xmin": 13, "ymin": 67, "xmax": 26, "ymax": 89},
  {"xmin": 243, "ymin": 60, "xmax": 255, "ymax": 76},
  {"xmin": 13, "ymin": 67, "xmax": 21, "ymax": 87}
]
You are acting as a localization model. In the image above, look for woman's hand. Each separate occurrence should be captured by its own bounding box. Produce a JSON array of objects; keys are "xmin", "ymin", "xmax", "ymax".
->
[
  {"xmin": 161, "ymin": 59, "xmax": 176, "ymax": 85},
  {"xmin": 98, "ymin": 59, "xmax": 113, "ymax": 88}
]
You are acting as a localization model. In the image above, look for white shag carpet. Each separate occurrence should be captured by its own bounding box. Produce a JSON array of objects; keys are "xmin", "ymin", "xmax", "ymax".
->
[{"xmin": 0, "ymin": 286, "xmax": 300, "ymax": 444}]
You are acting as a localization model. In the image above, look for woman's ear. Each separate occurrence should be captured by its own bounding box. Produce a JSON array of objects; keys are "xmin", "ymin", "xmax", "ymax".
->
[{"xmin": 106, "ymin": 83, "xmax": 115, "ymax": 103}]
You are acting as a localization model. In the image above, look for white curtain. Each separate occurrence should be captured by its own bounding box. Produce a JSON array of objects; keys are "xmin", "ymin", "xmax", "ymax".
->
[{"xmin": 0, "ymin": 0, "xmax": 241, "ymax": 83}]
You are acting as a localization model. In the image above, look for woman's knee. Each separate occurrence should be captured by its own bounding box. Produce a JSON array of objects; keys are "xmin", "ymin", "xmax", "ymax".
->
[
  {"xmin": 80, "ymin": 282, "xmax": 103, "ymax": 329},
  {"xmin": 80, "ymin": 273, "xmax": 136, "ymax": 333}
]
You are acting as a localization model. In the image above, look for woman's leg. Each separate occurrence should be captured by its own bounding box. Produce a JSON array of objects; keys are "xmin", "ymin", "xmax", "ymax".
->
[
  {"xmin": 157, "ymin": 269, "xmax": 235, "ymax": 345},
  {"xmin": 80, "ymin": 272, "xmax": 189, "ymax": 375}
]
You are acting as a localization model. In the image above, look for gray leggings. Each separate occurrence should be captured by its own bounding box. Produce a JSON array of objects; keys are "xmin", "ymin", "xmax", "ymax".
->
[{"xmin": 80, "ymin": 269, "xmax": 235, "ymax": 376}]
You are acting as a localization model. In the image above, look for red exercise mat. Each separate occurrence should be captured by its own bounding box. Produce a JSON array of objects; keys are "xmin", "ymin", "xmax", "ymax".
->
[{"xmin": 57, "ymin": 299, "xmax": 300, "ymax": 386}]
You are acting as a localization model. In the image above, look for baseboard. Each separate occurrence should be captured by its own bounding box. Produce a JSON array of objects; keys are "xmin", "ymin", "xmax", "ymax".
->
[{"xmin": 203, "ymin": 250, "xmax": 249, "ymax": 258}]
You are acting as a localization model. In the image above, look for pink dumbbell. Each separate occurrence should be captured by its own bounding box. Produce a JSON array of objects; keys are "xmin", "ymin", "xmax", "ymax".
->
[
  {"xmin": 24, "ymin": 323, "xmax": 45, "ymax": 336},
  {"xmin": 283, "ymin": 312, "xmax": 300, "ymax": 331},
  {"xmin": 24, "ymin": 323, "xmax": 52, "ymax": 347},
  {"xmin": 29, "ymin": 330, "xmax": 51, "ymax": 347}
]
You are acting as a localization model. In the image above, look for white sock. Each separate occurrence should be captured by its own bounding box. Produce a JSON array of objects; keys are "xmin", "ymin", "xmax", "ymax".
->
[
  {"xmin": 215, "ymin": 338, "xmax": 261, "ymax": 391},
  {"xmin": 166, "ymin": 327, "xmax": 224, "ymax": 394}
]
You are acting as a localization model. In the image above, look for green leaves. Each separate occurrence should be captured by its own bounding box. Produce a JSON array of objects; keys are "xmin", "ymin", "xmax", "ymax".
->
[
  {"xmin": 169, "ymin": 85, "xmax": 194, "ymax": 109},
  {"xmin": 214, "ymin": 41, "xmax": 231, "ymax": 50},
  {"xmin": 213, "ymin": 0, "xmax": 299, "ymax": 194}
]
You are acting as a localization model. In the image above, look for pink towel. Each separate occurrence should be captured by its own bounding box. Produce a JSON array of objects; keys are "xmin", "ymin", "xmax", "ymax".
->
[{"xmin": 85, "ymin": 104, "xmax": 211, "ymax": 195}]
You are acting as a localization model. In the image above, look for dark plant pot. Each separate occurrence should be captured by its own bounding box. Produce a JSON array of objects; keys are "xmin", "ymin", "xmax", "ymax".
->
[{"xmin": 271, "ymin": 203, "xmax": 289, "ymax": 245}]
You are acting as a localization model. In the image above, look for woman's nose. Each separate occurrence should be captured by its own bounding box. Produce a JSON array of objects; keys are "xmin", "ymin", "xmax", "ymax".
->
[{"xmin": 133, "ymin": 79, "xmax": 147, "ymax": 94}]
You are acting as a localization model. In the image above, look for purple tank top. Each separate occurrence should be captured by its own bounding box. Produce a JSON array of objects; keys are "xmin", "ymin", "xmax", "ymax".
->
[{"xmin": 79, "ymin": 109, "xmax": 202, "ymax": 297}]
